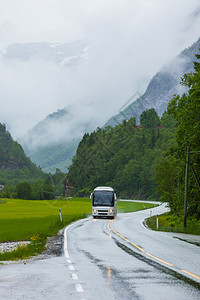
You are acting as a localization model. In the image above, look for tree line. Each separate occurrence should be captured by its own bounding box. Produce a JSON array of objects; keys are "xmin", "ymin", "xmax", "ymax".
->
[{"xmin": 0, "ymin": 169, "xmax": 66, "ymax": 200}]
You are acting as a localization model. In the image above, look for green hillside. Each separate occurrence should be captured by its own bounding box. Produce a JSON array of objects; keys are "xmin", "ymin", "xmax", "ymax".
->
[
  {"xmin": 0, "ymin": 123, "xmax": 45, "ymax": 186},
  {"xmin": 67, "ymin": 110, "xmax": 176, "ymax": 199}
]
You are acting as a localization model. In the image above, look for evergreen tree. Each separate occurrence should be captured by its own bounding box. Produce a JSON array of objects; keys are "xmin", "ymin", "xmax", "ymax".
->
[{"xmin": 140, "ymin": 108, "xmax": 160, "ymax": 128}]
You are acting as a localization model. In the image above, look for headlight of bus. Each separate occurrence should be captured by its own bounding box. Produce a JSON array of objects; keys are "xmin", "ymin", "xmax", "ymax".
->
[{"xmin": 109, "ymin": 209, "xmax": 113, "ymax": 213}]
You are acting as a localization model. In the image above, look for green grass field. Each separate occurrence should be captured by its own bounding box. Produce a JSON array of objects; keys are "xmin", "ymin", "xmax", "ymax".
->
[
  {"xmin": 0, "ymin": 198, "xmax": 158, "ymax": 260},
  {"xmin": 0, "ymin": 198, "xmax": 91, "ymax": 242},
  {"xmin": 0, "ymin": 198, "xmax": 158, "ymax": 242},
  {"xmin": 117, "ymin": 200, "xmax": 156, "ymax": 213}
]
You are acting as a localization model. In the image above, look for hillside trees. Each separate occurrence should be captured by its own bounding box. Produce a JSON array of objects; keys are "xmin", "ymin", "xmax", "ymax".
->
[
  {"xmin": 67, "ymin": 112, "xmax": 176, "ymax": 199},
  {"xmin": 158, "ymin": 51, "xmax": 200, "ymax": 219},
  {"xmin": 0, "ymin": 123, "xmax": 30, "ymax": 169},
  {"xmin": 0, "ymin": 123, "xmax": 60, "ymax": 200},
  {"xmin": 0, "ymin": 123, "xmax": 45, "ymax": 187}
]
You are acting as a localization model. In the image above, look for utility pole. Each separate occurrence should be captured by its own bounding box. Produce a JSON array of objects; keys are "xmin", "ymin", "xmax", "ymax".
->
[{"xmin": 184, "ymin": 147, "xmax": 190, "ymax": 228}]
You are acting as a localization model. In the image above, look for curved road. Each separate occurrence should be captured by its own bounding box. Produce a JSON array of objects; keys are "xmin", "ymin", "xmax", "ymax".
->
[{"xmin": 0, "ymin": 203, "xmax": 200, "ymax": 299}]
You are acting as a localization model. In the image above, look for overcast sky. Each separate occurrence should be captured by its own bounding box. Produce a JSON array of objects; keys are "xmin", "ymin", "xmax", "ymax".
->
[{"xmin": 0, "ymin": 0, "xmax": 200, "ymax": 140}]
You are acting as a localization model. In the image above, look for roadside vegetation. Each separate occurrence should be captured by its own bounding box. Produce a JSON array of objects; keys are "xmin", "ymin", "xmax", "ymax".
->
[
  {"xmin": 0, "ymin": 198, "xmax": 157, "ymax": 261},
  {"xmin": 0, "ymin": 197, "xmax": 89, "ymax": 261},
  {"xmin": 146, "ymin": 212, "xmax": 200, "ymax": 235},
  {"xmin": 0, "ymin": 216, "xmax": 83, "ymax": 261}
]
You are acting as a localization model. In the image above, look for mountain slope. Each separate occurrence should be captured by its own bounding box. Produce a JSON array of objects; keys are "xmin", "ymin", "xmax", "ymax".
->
[
  {"xmin": 106, "ymin": 37, "xmax": 200, "ymax": 126},
  {"xmin": 26, "ymin": 140, "xmax": 79, "ymax": 173},
  {"xmin": 0, "ymin": 123, "xmax": 44, "ymax": 185}
]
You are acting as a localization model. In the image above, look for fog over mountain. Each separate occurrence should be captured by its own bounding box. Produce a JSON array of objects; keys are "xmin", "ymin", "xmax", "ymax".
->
[
  {"xmin": 18, "ymin": 37, "xmax": 200, "ymax": 172},
  {"xmin": 1, "ymin": 0, "xmax": 200, "ymax": 141},
  {"xmin": 0, "ymin": 0, "xmax": 200, "ymax": 172},
  {"xmin": 106, "ymin": 37, "xmax": 200, "ymax": 126}
]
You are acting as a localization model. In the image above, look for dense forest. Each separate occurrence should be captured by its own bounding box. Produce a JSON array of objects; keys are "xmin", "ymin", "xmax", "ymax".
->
[
  {"xmin": 67, "ymin": 51, "xmax": 200, "ymax": 220},
  {"xmin": 67, "ymin": 110, "xmax": 175, "ymax": 199}
]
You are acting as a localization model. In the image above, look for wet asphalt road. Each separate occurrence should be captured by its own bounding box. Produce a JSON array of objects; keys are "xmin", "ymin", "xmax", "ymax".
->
[{"xmin": 0, "ymin": 203, "xmax": 200, "ymax": 299}]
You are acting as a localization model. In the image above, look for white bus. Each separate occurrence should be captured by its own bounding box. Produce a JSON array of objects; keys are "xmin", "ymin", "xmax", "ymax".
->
[{"xmin": 90, "ymin": 186, "xmax": 117, "ymax": 219}]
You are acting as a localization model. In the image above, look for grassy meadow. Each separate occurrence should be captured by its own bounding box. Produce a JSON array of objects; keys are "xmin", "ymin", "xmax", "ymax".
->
[
  {"xmin": 0, "ymin": 198, "xmax": 158, "ymax": 260},
  {"xmin": 0, "ymin": 197, "xmax": 91, "ymax": 242}
]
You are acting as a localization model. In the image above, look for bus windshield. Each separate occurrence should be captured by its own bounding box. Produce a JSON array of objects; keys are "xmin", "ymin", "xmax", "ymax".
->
[{"xmin": 93, "ymin": 190, "xmax": 114, "ymax": 207}]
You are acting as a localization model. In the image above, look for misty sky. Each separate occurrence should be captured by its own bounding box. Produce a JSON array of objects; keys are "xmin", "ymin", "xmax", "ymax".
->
[{"xmin": 0, "ymin": 0, "xmax": 200, "ymax": 140}]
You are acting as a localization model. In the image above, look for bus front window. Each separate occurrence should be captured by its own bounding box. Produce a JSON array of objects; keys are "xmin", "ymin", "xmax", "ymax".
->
[{"xmin": 93, "ymin": 191, "xmax": 114, "ymax": 207}]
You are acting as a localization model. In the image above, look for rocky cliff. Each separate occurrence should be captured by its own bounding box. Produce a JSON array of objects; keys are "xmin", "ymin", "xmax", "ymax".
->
[{"xmin": 106, "ymin": 37, "xmax": 200, "ymax": 126}]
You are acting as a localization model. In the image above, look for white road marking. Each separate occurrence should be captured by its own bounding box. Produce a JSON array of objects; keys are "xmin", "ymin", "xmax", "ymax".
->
[
  {"xmin": 69, "ymin": 265, "xmax": 74, "ymax": 270},
  {"xmin": 76, "ymin": 283, "xmax": 84, "ymax": 292},
  {"xmin": 64, "ymin": 219, "xmax": 89, "ymax": 297},
  {"xmin": 64, "ymin": 219, "xmax": 87, "ymax": 259},
  {"xmin": 72, "ymin": 273, "xmax": 78, "ymax": 280},
  {"xmin": 64, "ymin": 223, "xmax": 74, "ymax": 258}
]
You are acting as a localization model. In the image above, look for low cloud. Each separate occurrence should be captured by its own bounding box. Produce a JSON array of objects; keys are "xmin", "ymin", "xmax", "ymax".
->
[{"xmin": 0, "ymin": 0, "xmax": 200, "ymax": 146}]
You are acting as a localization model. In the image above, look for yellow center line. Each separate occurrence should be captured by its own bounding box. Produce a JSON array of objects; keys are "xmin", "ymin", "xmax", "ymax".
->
[
  {"xmin": 107, "ymin": 221, "xmax": 200, "ymax": 281},
  {"xmin": 119, "ymin": 235, "xmax": 129, "ymax": 242},
  {"xmin": 181, "ymin": 270, "xmax": 200, "ymax": 281},
  {"xmin": 145, "ymin": 252, "xmax": 174, "ymax": 266},
  {"xmin": 130, "ymin": 242, "xmax": 145, "ymax": 253},
  {"xmin": 112, "ymin": 230, "xmax": 119, "ymax": 235}
]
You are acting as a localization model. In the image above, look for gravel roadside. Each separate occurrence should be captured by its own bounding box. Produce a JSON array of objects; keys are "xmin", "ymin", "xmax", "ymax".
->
[{"xmin": 0, "ymin": 229, "xmax": 64, "ymax": 264}]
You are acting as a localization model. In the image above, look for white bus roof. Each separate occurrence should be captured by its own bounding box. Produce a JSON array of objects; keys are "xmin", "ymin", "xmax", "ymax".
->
[{"xmin": 94, "ymin": 186, "xmax": 114, "ymax": 192}]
